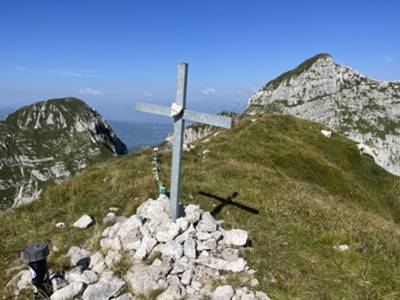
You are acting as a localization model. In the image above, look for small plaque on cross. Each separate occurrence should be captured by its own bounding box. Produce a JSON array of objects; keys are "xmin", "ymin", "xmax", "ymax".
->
[{"xmin": 135, "ymin": 63, "xmax": 233, "ymax": 219}]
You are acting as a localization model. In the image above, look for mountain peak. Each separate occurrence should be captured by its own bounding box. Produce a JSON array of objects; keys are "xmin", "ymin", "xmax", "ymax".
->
[
  {"xmin": 0, "ymin": 98, "xmax": 127, "ymax": 209},
  {"xmin": 263, "ymin": 53, "xmax": 334, "ymax": 90},
  {"xmin": 247, "ymin": 54, "xmax": 400, "ymax": 175}
]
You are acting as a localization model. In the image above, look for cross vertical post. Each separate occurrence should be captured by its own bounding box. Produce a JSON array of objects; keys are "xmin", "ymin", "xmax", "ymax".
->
[
  {"xmin": 134, "ymin": 63, "xmax": 233, "ymax": 220},
  {"xmin": 170, "ymin": 63, "xmax": 188, "ymax": 219}
]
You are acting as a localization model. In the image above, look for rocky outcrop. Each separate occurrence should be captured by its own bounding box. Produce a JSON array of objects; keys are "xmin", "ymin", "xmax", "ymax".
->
[
  {"xmin": 11, "ymin": 196, "xmax": 270, "ymax": 299},
  {"xmin": 165, "ymin": 112, "xmax": 240, "ymax": 150},
  {"xmin": 247, "ymin": 53, "xmax": 400, "ymax": 175},
  {"xmin": 0, "ymin": 97, "xmax": 127, "ymax": 209}
]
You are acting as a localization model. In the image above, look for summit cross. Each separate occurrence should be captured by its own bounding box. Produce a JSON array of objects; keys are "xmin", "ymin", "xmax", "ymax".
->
[{"xmin": 135, "ymin": 63, "xmax": 233, "ymax": 219}]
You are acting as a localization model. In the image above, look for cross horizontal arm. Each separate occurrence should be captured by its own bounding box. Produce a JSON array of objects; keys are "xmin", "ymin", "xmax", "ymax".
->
[
  {"xmin": 135, "ymin": 101, "xmax": 233, "ymax": 129},
  {"xmin": 135, "ymin": 102, "xmax": 170, "ymax": 117},
  {"xmin": 183, "ymin": 110, "xmax": 233, "ymax": 129}
]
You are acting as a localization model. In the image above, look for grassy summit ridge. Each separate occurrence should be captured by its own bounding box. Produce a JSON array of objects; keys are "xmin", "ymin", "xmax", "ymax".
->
[{"xmin": 1, "ymin": 114, "xmax": 400, "ymax": 299}]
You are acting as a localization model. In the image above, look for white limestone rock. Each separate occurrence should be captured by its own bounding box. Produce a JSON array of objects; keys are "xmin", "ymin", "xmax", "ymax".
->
[
  {"xmin": 51, "ymin": 276, "xmax": 69, "ymax": 292},
  {"xmin": 185, "ymin": 204, "xmax": 202, "ymax": 223},
  {"xmin": 105, "ymin": 250, "xmax": 122, "ymax": 268},
  {"xmin": 103, "ymin": 212, "xmax": 117, "ymax": 224},
  {"xmin": 50, "ymin": 282, "xmax": 84, "ymax": 300},
  {"xmin": 82, "ymin": 271, "xmax": 125, "ymax": 300},
  {"xmin": 197, "ymin": 212, "xmax": 218, "ymax": 232},
  {"xmin": 159, "ymin": 240, "xmax": 183, "ymax": 259},
  {"xmin": 66, "ymin": 269, "xmax": 98, "ymax": 285},
  {"xmin": 73, "ymin": 215, "xmax": 94, "ymax": 229},
  {"xmin": 89, "ymin": 251, "xmax": 106, "ymax": 274},
  {"xmin": 183, "ymin": 236, "xmax": 197, "ymax": 259},
  {"xmin": 255, "ymin": 291, "xmax": 272, "ymax": 300},
  {"xmin": 100, "ymin": 237, "xmax": 122, "ymax": 251},
  {"xmin": 56, "ymin": 222, "xmax": 65, "ymax": 229},
  {"xmin": 134, "ymin": 236, "xmax": 157, "ymax": 260},
  {"xmin": 117, "ymin": 215, "xmax": 142, "ymax": 240},
  {"xmin": 175, "ymin": 217, "xmax": 189, "ymax": 231},
  {"xmin": 180, "ymin": 266, "xmax": 194, "ymax": 285},
  {"xmin": 124, "ymin": 260, "xmax": 170, "ymax": 296},
  {"xmin": 67, "ymin": 246, "xmax": 90, "ymax": 266},
  {"xmin": 5, "ymin": 270, "xmax": 31, "ymax": 296},
  {"xmin": 223, "ymin": 229, "xmax": 248, "ymax": 246},
  {"xmin": 156, "ymin": 220, "xmax": 180, "ymax": 242},
  {"xmin": 321, "ymin": 129, "xmax": 332, "ymax": 138},
  {"xmin": 213, "ymin": 285, "xmax": 235, "ymax": 300}
]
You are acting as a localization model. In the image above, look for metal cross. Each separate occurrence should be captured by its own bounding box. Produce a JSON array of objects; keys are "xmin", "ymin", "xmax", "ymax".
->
[{"xmin": 135, "ymin": 63, "xmax": 233, "ymax": 219}]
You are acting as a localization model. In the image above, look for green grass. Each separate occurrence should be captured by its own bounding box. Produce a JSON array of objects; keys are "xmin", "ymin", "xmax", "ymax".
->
[{"xmin": 1, "ymin": 114, "xmax": 400, "ymax": 299}]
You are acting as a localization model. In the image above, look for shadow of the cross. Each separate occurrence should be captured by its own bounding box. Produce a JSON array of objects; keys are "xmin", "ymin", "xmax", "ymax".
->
[{"xmin": 198, "ymin": 191, "xmax": 260, "ymax": 217}]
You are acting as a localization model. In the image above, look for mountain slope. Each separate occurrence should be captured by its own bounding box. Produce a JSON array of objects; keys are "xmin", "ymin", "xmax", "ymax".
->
[
  {"xmin": 0, "ymin": 108, "xmax": 14, "ymax": 120},
  {"xmin": 1, "ymin": 114, "xmax": 399, "ymax": 299},
  {"xmin": 0, "ymin": 97, "xmax": 127, "ymax": 209},
  {"xmin": 247, "ymin": 53, "xmax": 400, "ymax": 175}
]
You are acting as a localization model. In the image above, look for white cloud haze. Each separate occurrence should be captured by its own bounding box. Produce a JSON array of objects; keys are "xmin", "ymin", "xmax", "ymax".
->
[
  {"xmin": 143, "ymin": 90, "xmax": 152, "ymax": 97},
  {"xmin": 79, "ymin": 88, "xmax": 103, "ymax": 96},
  {"xmin": 201, "ymin": 87, "xmax": 216, "ymax": 96}
]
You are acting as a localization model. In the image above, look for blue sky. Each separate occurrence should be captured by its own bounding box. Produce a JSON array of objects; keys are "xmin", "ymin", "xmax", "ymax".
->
[{"xmin": 1, "ymin": 0, "xmax": 399, "ymax": 121}]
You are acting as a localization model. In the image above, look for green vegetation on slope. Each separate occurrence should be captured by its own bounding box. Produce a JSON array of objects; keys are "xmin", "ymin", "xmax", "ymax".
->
[{"xmin": 1, "ymin": 114, "xmax": 400, "ymax": 299}]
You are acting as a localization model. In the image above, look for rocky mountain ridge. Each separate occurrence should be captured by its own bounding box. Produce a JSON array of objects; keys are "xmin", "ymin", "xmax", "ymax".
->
[
  {"xmin": 0, "ymin": 97, "xmax": 127, "ymax": 209},
  {"xmin": 247, "ymin": 53, "xmax": 400, "ymax": 175}
]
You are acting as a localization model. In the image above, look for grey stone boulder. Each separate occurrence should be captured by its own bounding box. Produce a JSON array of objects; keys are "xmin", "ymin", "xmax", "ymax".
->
[
  {"xmin": 120, "ymin": 229, "xmax": 141, "ymax": 251},
  {"xmin": 255, "ymin": 291, "xmax": 272, "ymax": 300},
  {"xmin": 103, "ymin": 212, "xmax": 117, "ymax": 224},
  {"xmin": 82, "ymin": 271, "xmax": 125, "ymax": 300},
  {"xmin": 159, "ymin": 240, "xmax": 183, "ymax": 259},
  {"xmin": 157, "ymin": 275, "xmax": 185, "ymax": 300},
  {"xmin": 124, "ymin": 260, "xmax": 170, "ymax": 296},
  {"xmin": 5, "ymin": 270, "xmax": 31, "ymax": 296},
  {"xmin": 51, "ymin": 276, "xmax": 69, "ymax": 292},
  {"xmin": 136, "ymin": 197, "xmax": 169, "ymax": 224},
  {"xmin": 196, "ymin": 230, "xmax": 212, "ymax": 241},
  {"xmin": 134, "ymin": 236, "xmax": 157, "ymax": 260},
  {"xmin": 102, "ymin": 221, "xmax": 123, "ymax": 239},
  {"xmin": 212, "ymin": 285, "xmax": 234, "ymax": 300},
  {"xmin": 73, "ymin": 215, "xmax": 94, "ymax": 229},
  {"xmin": 234, "ymin": 287, "xmax": 255, "ymax": 300},
  {"xmin": 223, "ymin": 229, "xmax": 248, "ymax": 246},
  {"xmin": 183, "ymin": 236, "xmax": 197, "ymax": 259},
  {"xmin": 175, "ymin": 217, "xmax": 189, "ymax": 231},
  {"xmin": 50, "ymin": 282, "xmax": 84, "ymax": 300},
  {"xmin": 184, "ymin": 204, "xmax": 202, "ymax": 223},
  {"xmin": 156, "ymin": 220, "xmax": 180, "ymax": 242},
  {"xmin": 197, "ymin": 253, "xmax": 246, "ymax": 273},
  {"xmin": 197, "ymin": 238, "xmax": 217, "ymax": 252},
  {"xmin": 117, "ymin": 215, "xmax": 142, "ymax": 240},
  {"xmin": 89, "ymin": 251, "xmax": 106, "ymax": 274},
  {"xmin": 196, "ymin": 212, "xmax": 217, "ymax": 232},
  {"xmin": 175, "ymin": 224, "xmax": 195, "ymax": 244},
  {"xmin": 180, "ymin": 265, "xmax": 194, "ymax": 285},
  {"xmin": 65, "ymin": 269, "xmax": 98, "ymax": 285},
  {"xmin": 105, "ymin": 250, "xmax": 122, "ymax": 268},
  {"xmin": 67, "ymin": 246, "xmax": 90, "ymax": 266},
  {"xmin": 100, "ymin": 237, "xmax": 122, "ymax": 251}
]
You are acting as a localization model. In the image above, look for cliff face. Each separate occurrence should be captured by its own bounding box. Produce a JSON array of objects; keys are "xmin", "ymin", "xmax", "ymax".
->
[
  {"xmin": 0, "ymin": 97, "xmax": 127, "ymax": 209},
  {"xmin": 247, "ymin": 53, "xmax": 400, "ymax": 175}
]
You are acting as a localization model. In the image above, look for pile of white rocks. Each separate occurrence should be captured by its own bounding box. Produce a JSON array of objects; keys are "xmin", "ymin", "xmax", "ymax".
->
[{"xmin": 14, "ymin": 195, "xmax": 271, "ymax": 300}]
